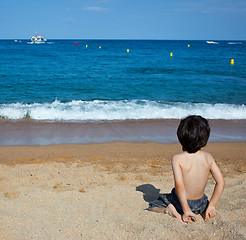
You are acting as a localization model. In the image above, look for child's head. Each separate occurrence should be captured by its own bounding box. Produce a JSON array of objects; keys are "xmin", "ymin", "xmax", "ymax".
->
[{"xmin": 177, "ymin": 115, "xmax": 210, "ymax": 153}]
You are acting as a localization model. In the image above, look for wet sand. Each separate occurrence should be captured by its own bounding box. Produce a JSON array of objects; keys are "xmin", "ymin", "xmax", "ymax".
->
[
  {"xmin": 0, "ymin": 119, "xmax": 245, "ymax": 145},
  {"xmin": 0, "ymin": 142, "xmax": 246, "ymax": 239}
]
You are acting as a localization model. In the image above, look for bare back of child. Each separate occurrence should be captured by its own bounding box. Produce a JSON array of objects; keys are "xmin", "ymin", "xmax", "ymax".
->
[{"xmin": 148, "ymin": 115, "xmax": 225, "ymax": 223}]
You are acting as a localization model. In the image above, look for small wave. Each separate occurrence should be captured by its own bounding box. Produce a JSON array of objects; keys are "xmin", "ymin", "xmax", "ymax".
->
[
  {"xmin": 228, "ymin": 42, "xmax": 242, "ymax": 45},
  {"xmin": 27, "ymin": 41, "xmax": 54, "ymax": 45},
  {"xmin": 0, "ymin": 100, "xmax": 245, "ymax": 121}
]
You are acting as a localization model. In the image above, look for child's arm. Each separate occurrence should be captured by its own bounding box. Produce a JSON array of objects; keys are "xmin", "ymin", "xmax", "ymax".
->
[
  {"xmin": 172, "ymin": 156, "xmax": 197, "ymax": 223},
  {"xmin": 205, "ymin": 158, "xmax": 225, "ymax": 220}
]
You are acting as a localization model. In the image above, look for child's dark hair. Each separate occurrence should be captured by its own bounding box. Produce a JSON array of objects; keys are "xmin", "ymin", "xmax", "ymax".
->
[{"xmin": 177, "ymin": 115, "xmax": 210, "ymax": 153}]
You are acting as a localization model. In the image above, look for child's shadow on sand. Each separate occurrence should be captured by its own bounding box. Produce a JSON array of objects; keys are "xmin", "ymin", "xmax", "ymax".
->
[{"xmin": 136, "ymin": 184, "xmax": 160, "ymax": 202}]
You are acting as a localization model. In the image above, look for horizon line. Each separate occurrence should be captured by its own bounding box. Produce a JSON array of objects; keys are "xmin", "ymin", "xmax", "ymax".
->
[{"xmin": 0, "ymin": 38, "xmax": 245, "ymax": 41}]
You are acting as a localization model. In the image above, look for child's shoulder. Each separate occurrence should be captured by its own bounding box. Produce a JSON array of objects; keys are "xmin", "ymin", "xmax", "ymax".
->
[
  {"xmin": 200, "ymin": 150, "xmax": 215, "ymax": 162},
  {"xmin": 172, "ymin": 152, "xmax": 186, "ymax": 160},
  {"xmin": 171, "ymin": 152, "xmax": 186, "ymax": 164},
  {"xmin": 172, "ymin": 151, "xmax": 215, "ymax": 164}
]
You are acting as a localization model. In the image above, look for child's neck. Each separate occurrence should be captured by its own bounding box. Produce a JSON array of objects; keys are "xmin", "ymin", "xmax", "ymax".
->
[{"xmin": 186, "ymin": 150, "xmax": 202, "ymax": 155}]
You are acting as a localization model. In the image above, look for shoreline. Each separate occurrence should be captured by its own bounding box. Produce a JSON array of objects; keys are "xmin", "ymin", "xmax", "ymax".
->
[{"xmin": 0, "ymin": 119, "xmax": 245, "ymax": 146}]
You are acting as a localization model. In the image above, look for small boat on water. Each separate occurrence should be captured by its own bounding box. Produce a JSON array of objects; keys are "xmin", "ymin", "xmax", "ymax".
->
[
  {"xmin": 28, "ymin": 34, "xmax": 47, "ymax": 44},
  {"xmin": 206, "ymin": 41, "xmax": 219, "ymax": 44}
]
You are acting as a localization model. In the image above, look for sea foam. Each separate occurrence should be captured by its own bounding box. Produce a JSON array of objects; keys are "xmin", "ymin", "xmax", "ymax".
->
[
  {"xmin": 0, "ymin": 100, "xmax": 245, "ymax": 121},
  {"xmin": 228, "ymin": 42, "xmax": 242, "ymax": 45}
]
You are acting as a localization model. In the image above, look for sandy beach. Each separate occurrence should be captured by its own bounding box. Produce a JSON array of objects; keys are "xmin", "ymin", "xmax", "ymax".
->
[{"xmin": 0, "ymin": 141, "xmax": 246, "ymax": 239}]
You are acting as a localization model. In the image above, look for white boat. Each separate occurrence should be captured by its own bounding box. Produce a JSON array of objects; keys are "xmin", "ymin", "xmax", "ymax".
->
[
  {"xmin": 28, "ymin": 34, "xmax": 47, "ymax": 44},
  {"xmin": 206, "ymin": 41, "xmax": 219, "ymax": 44}
]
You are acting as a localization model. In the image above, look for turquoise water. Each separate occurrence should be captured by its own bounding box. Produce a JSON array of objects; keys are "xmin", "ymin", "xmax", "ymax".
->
[{"xmin": 0, "ymin": 40, "xmax": 245, "ymax": 121}]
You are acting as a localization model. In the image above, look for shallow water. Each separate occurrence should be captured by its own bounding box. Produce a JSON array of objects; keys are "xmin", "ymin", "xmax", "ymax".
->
[
  {"xmin": 0, "ymin": 40, "xmax": 245, "ymax": 121},
  {"xmin": 0, "ymin": 40, "xmax": 245, "ymax": 145}
]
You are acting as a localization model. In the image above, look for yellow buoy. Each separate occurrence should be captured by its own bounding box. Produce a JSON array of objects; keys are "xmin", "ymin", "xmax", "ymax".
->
[
  {"xmin": 86, "ymin": 45, "xmax": 88, "ymax": 48},
  {"xmin": 99, "ymin": 46, "xmax": 101, "ymax": 49},
  {"xmin": 230, "ymin": 59, "xmax": 234, "ymax": 65},
  {"xmin": 170, "ymin": 52, "xmax": 173, "ymax": 57},
  {"xmin": 127, "ymin": 49, "xmax": 129, "ymax": 53},
  {"xmin": 188, "ymin": 44, "xmax": 190, "ymax": 47}
]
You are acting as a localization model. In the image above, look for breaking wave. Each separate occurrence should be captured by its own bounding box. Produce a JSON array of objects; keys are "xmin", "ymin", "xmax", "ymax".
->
[{"xmin": 0, "ymin": 100, "xmax": 245, "ymax": 121}]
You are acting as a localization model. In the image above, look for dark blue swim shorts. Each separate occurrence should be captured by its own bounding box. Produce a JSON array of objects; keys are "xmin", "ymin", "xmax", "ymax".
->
[{"xmin": 149, "ymin": 188, "xmax": 209, "ymax": 215}]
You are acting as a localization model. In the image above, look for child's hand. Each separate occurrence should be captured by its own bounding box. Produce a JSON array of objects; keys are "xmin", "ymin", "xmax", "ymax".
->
[
  {"xmin": 205, "ymin": 205, "xmax": 216, "ymax": 220},
  {"xmin": 182, "ymin": 211, "xmax": 197, "ymax": 223}
]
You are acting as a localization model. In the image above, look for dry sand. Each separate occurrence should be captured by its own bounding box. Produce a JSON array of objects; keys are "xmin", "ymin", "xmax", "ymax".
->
[{"xmin": 0, "ymin": 142, "xmax": 246, "ymax": 240}]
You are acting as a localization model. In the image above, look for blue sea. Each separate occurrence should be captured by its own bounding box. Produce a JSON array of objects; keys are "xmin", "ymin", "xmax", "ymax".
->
[{"xmin": 0, "ymin": 39, "xmax": 245, "ymax": 145}]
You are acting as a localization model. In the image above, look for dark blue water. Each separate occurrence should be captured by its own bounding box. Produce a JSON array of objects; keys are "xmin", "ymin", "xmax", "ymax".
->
[{"xmin": 0, "ymin": 40, "xmax": 245, "ymax": 121}]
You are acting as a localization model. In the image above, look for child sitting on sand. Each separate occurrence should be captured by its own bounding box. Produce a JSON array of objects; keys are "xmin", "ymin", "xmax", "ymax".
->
[{"xmin": 148, "ymin": 115, "xmax": 225, "ymax": 223}]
